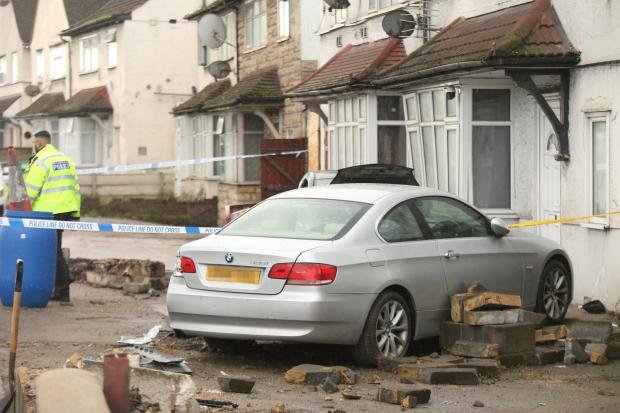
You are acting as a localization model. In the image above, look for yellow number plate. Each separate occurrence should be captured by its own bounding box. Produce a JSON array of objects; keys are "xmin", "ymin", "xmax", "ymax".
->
[{"xmin": 206, "ymin": 265, "xmax": 261, "ymax": 284}]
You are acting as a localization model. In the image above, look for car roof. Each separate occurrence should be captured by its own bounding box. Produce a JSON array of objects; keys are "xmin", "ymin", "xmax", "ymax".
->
[{"xmin": 273, "ymin": 183, "xmax": 448, "ymax": 204}]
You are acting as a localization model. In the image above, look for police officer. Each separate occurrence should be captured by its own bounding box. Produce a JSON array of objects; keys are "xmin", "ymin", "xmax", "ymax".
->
[{"xmin": 24, "ymin": 130, "xmax": 81, "ymax": 303}]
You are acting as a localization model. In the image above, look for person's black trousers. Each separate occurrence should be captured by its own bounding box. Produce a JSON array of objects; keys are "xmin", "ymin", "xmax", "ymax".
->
[{"xmin": 53, "ymin": 212, "xmax": 78, "ymax": 296}]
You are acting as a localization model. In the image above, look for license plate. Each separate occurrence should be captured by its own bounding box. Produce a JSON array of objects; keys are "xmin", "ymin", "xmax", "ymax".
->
[{"xmin": 206, "ymin": 265, "xmax": 261, "ymax": 284}]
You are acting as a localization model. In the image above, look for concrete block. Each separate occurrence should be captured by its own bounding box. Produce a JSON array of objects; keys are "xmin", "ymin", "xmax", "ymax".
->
[
  {"xmin": 567, "ymin": 321, "xmax": 613, "ymax": 343},
  {"xmin": 463, "ymin": 309, "xmax": 521, "ymax": 326},
  {"xmin": 606, "ymin": 342, "xmax": 620, "ymax": 359},
  {"xmin": 123, "ymin": 277, "xmax": 151, "ymax": 295},
  {"xmin": 320, "ymin": 377, "xmax": 339, "ymax": 394},
  {"xmin": 284, "ymin": 365, "xmax": 356, "ymax": 385},
  {"xmin": 35, "ymin": 369, "xmax": 109, "ymax": 413},
  {"xmin": 453, "ymin": 358, "xmax": 501, "ymax": 378},
  {"xmin": 565, "ymin": 339, "xmax": 589, "ymax": 364},
  {"xmin": 402, "ymin": 395, "xmax": 417, "ymax": 409},
  {"xmin": 440, "ymin": 322, "xmax": 535, "ymax": 355},
  {"xmin": 451, "ymin": 293, "xmax": 475, "ymax": 323},
  {"xmin": 418, "ymin": 368, "xmax": 479, "ymax": 385},
  {"xmin": 450, "ymin": 341, "xmax": 500, "ymax": 358},
  {"xmin": 217, "ymin": 375, "xmax": 255, "ymax": 393},
  {"xmin": 463, "ymin": 291, "xmax": 521, "ymax": 312},
  {"xmin": 535, "ymin": 346, "xmax": 565, "ymax": 365},
  {"xmin": 377, "ymin": 356, "xmax": 417, "ymax": 373},
  {"xmin": 518, "ymin": 310, "xmax": 547, "ymax": 327},
  {"xmin": 376, "ymin": 385, "xmax": 431, "ymax": 405},
  {"xmin": 496, "ymin": 352, "xmax": 537, "ymax": 367}
]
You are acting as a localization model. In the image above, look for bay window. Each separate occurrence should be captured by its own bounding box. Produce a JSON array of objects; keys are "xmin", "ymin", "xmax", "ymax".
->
[
  {"xmin": 59, "ymin": 118, "xmax": 98, "ymax": 166},
  {"xmin": 327, "ymin": 96, "xmax": 367, "ymax": 169},
  {"xmin": 377, "ymin": 96, "xmax": 406, "ymax": 166}
]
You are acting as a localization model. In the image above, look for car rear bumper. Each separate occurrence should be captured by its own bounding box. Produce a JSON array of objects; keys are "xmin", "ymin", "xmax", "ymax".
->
[{"xmin": 166, "ymin": 275, "xmax": 374, "ymax": 345}]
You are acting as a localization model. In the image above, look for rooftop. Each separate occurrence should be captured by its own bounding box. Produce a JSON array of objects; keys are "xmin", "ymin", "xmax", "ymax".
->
[
  {"xmin": 15, "ymin": 93, "xmax": 66, "ymax": 119},
  {"xmin": 173, "ymin": 80, "xmax": 232, "ymax": 115},
  {"xmin": 61, "ymin": 0, "xmax": 148, "ymax": 36},
  {"xmin": 50, "ymin": 86, "xmax": 113, "ymax": 117}
]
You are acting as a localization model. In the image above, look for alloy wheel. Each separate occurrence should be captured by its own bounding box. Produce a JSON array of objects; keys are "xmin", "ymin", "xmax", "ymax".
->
[
  {"xmin": 543, "ymin": 266, "xmax": 569, "ymax": 320},
  {"xmin": 375, "ymin": 300, "xmax": 409, "ymax": 357}
]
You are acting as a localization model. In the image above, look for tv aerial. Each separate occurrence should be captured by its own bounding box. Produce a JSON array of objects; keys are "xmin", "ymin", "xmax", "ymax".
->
[
  {"xmin": 208, "ymin": 61, "xmax": 232, "ymax": 80},
  {"xmin": 382, "ymin": 9, "xmax": 417, "ymax": 39},
  {"xmin": 198, "ymin": 14, "xmax": 229, "ymax": 49}
]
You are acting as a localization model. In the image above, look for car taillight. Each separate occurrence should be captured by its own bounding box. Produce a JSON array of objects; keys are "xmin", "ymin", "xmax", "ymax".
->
[
  {"xmin": 180, "ymin": 256, "xmax": 196, "ymax": 273},
  {"xmin": 268, "ymin": 263, "xmax": 337, "ymax": 286}
]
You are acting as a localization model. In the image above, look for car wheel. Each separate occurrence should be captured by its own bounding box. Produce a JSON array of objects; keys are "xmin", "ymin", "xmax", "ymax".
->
[
  {"xmin": 536, "ymin": 259, "xmax": 571, "ymax": 323},
  {"xmin": 352, "ymin": 291, "xmax": 412, "ymax": 366}
]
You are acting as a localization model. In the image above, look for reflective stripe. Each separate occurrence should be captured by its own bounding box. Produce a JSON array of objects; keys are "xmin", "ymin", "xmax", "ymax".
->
[
  {"xmin": 47, "ymin": 174, "xmax": 76, "ymax": 183},
  {"xmin": 35, "ymin": 159, "xmax": 49, "ymax": 173},
  {"xmin": 26, "ymin": 183, "xmax": 41, "ymax": 192},
  {"xmin": 40, "ymin": 185, "xmax": 76, "ymax": 195},
  {"xmin": 40, "ymin": 153, "xmax": 65, "ymax": 162}
]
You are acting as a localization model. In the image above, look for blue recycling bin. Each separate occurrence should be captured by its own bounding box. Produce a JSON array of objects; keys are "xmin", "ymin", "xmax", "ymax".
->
[{"xmin": 0, "ymin": 210, "xmax": 57, "ymax": 307}]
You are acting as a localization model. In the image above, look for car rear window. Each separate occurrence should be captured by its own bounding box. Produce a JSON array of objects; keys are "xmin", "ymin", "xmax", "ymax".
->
[{"xmin": 219, "ymin": 198, "xmax": 370, "ymax": 240}]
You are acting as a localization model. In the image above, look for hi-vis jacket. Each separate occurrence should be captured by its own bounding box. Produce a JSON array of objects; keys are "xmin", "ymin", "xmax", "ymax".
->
[{"xmin": 24, "ymin": 144, "xmax": 81, "ymax": 217}]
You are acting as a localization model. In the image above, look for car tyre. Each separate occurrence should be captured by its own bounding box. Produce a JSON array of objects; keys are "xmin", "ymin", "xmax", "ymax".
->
[
  {"xmin": 535, "ymin": 259, "xmax": 571, "ymax": 323},
  {"xmin": 351, "ymin": 291, "xmax": 412, "ymax": 366}
]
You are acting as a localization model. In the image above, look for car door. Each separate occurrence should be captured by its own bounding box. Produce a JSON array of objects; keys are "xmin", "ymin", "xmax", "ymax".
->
[
  {"xmin": 376, "ymin": 199, "xmax": 448, "ymax": 338},
  {"xmin": 412, "ymin": 196, "xmax": 524, "ymax": 300}
]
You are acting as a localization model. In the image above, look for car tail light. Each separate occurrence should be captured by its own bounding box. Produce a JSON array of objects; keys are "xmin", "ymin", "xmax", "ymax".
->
[
  {"xmin": 180, "ymin": 256, "xmax": 196, "ymax": 273},
  {"xmin": 268, "ymin": 263, "xmax": 337, "ymax": 286}
]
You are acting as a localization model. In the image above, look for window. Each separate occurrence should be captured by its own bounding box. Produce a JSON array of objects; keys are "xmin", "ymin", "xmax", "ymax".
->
[
  {"xmin": 79, "ymin": 35, "xmax": 99, "ymax": 73},
  {"xmin": 213, "ymin": 115, "xmax": 225, "ymax": 176},
  {"xmin": 327, "ymin": 96, "xmax": 367, "ymax": 169},
  {"xmin": 36, "ymin": 50, "xmax": 44, "ymax": 79},
  {"xmin": 220, "ymin": 198, "xmax": 370, "ymax": 240},
  {"xmin": 58, "ymin": 118, "xmax": 98, "ymax": 166},
  {"xmin": 378, "ymin": 201, "xmax": 425, "ymax": 242},
  {"xmin": 50, "ymin": 45, "xmax": 66, "ymax": 79},
  {"xmin": 334, "ymin": 8, "xmax": 347, "ymax": 23},
  {"xmin": 588, "ymin": 114, "xmax": 609, "ymax": 224},
  {"xmin": 414, "ymin": 197, "xmax": 490, "ymax": 239},
  {"xmin": 245, "ymin": 0, "xmax": 267, "ymax": 50},
  {"xmin": 367, "ymin": 0, "xmax": 400, "ymax": 11},
  {"xmin": 106, "ymin": 29, "xmax": 117, "ymax": 68},
  {"xmin": 405, "ymin": 88, "xmax": 459, "ymax": 194},
  {"xmin": 11, "ymin": 52, "xmax": 18, "ymax": 83},
  {"xmin": 277, "ymin": 0, "xmax": 290, "ymax": 39},
  {"xmin": 471, "ymin": 89, "xmax": 511, "ymax": 209},
  {"xmin": 243, "ymin": 113, "xmax": 263, "ymax": 181},
  {"xmin": 377, "ymin": 95, "xmax": 407, "ymax": 166},
  {"xmin": 0, "ymin": 56, "xmax": 6, "ymax": 85}
]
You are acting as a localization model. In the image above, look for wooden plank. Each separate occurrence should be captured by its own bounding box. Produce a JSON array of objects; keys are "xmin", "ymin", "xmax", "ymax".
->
[
  {"xmin": 463, "ymin": 309, "xmax": 521, "ymax": 326},
  {"xmin": 451, "ymin": 293, "xmax": 474, "ymax": 323},
  {"xmin": 535, "ymin": 325, "xmax": 567, "ymax": 343},
  {"xmin": 463, "ymin": 291, "xmax": 522, "ymax": 313}
]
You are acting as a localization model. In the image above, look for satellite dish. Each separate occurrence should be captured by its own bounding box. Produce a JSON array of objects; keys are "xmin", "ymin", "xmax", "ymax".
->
[
  {"xmin": 208, "ymin": 61, "xmax": 232, "ymax": 80},
  {"xmin": 24, "ymin": 84, "xmax": 41, "ymax": 97},
  {"xmin": 198, "ymin": 14, "xmax": 227, "ymax": 49},
  {"xmin": 382, "ymin": 9, "xmax": 416, "ymax": 39},
  {"xmin": 324, "ymin": 0, "xmax": 350, "ymax": 10}
]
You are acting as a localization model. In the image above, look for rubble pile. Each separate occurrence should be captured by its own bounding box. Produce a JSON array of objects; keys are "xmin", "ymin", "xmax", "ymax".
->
[{"xmin": 68, "ymin": 258, "xmax": 169, "ymax": 293}]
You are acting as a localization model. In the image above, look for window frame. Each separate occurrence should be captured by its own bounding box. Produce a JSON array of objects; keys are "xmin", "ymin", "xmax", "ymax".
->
[
  {"xmin": 11, "ymin": 52, "xmax": 18, "ymax": 83},
  {"xmin": 50, "ymin": 44, "xmax": 66, "ymax": 80},
  {"xmin": 327, "ymin": 95, "xmax": 367, "ymax": 169},
  {"xmin": 277, "ymin": 0, "xmax": 290, "ymax": 40},
  {"xmin": 79, "ymin": 34, "xmax": 99, "ymax": 74},
  {"xmin": 245, "ymin": 0, "xmax": 267, "ymax": 51},
  {"xmin": 412, "ymin": 195, "xmax": 493, "ymax": 239},
  {"xmin": 585, "ymin": 112, "xmax": 610, "ymax": 227},
  {"xmin": 106, "ymin": 29, "xmax": 118, "ymax": 69}
]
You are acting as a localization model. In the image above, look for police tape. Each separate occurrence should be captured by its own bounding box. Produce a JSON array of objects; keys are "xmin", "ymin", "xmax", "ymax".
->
[
  {"xmin": 508, "ymin": 211, "xmax": 620, "ymax": 229},
  {"xmin": 76, "ymin": 150, "xmax": 307, "ymax": 175},
  {"xmin": 0, "ymin": 216, "xmax": 220, "ymax": 235}
]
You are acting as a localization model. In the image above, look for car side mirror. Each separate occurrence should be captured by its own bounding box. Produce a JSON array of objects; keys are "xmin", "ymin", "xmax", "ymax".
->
[{"xmin": 490, "ymin": 217, "xmax": 510, "ymax": 237}]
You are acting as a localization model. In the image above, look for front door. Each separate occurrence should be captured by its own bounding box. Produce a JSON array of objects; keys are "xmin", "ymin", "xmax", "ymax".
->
[{"xmin": 538, "ymin": 99, "xmax": 561, "ymax": 243}]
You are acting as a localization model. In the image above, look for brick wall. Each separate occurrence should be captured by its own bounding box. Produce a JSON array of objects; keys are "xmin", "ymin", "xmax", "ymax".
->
[
  {"xmin": 217, "ymin": 182, "xmax": 261, "ymax": 225},
  {"xmin": 236, "ymin": 0, "xmax": 317, "ymax": 139}
]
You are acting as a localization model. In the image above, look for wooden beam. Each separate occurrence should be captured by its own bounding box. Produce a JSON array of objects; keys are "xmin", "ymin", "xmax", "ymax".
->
[
  {"xmin": 254, "ymin": 110, "xmax": 281, "ymax": 139},
  {"xmin": 306, "ymin": 103, "xmax": 328, "ymax": 125},
  {"xmin": 507, "ymin": 70, "xmax": 570, "ymax": 161}
]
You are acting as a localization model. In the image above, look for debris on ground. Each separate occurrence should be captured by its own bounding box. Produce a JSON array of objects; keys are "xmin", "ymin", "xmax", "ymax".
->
[
  {"xmin": 284, "ymin": 364, "xmax": 357, "ymax": 386},
  {"xmin": 216, "ymin": 374, "xmax": 255, "ymax": 393},
  {"xmin": 196, "ymin": 398, "xmax": 239, "ymax": 409},
  {"xmin": 118, "ymin": 325, "xmax": 162, "ymax": 345},
  {"xmin": 69, "ymin": 258, "xmax": 168, "ymax": 290},
  {"xmin": 375, "ymin": 385, "xmax": 431, "ymax": 406},
  {"xmin": 473, "ymin": 400, "xmax": 485, "ymax": 407},
  {"xmin": 535, "ymin": 325, "xmax": 567, "ymax": 343}
]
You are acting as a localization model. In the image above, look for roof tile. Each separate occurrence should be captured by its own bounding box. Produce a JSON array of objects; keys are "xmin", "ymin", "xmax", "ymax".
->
[
  {"xmin": 15, "ymin": 93, "xmax": 66, "ymax": 119},
  {"xmin": 50, "ymin": 86, "xmax": 113, "ymax": 117},
  {"xmin": 62, "ymin": 0, "xmax": 148, "ymax": 36},
  {"xmin": 173, "ymin": 80, "xmax": 232, "ymax": 115},
  {"xmin": 0, "ymin": 95, "xmax": 21, "ymax": 116}
]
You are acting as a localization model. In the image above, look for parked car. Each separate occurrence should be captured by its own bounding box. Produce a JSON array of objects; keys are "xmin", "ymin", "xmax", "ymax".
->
[
  {"xmin": 167, "ymin": 184, "xmax": 572, "ymax": 364},
  {"xmin": 298, "ymin": 170, "xmax": 336, "ymax": 188}
]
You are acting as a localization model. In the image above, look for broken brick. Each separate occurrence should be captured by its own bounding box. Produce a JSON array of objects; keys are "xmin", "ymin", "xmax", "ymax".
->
[
  {"xmin": 284, "ymin": 365, "xmax": 356, "ymax": 386},
  {"xmin": 320, "ymin": 377, "xmax": 339, "ymax": 394},
  {"xmin": 535, "ymin": 325, "xmax": 567, "ymax": 343},
  {"xmin": 585, "ymin": 343, "xmax": 608, "ymax": 365},
  {"xmin": 449, "ymin": 341, "xmax": 499, "ymax": 359},
  {"xmin": 217, "ymin": 375, "xmax": 255, "ymax": 393},
  {"xmin": 440, "ymin": 322, "xmax": 535, "ymax": 355},
  {"xmin": 418, "ymin": 368, "xmax": 480, "ymax": 385},
  {"xmin": 606, "ymin": 342, "xmax": 620, "ymax": 359},
  {"xmin": 463, "ymin": 309, "xmax": 521, "ymax": 326},
  {"xmin": 565, "ymin": 339, "xmax": 589, "ymax": 364},
  {"xmin": 402, "ymin": 395, "xmax": 417, "ymax": 409},
  {"xmin": 453, "ymin": 358, "xmax": 501, "ymax": 378},
  {"xmin": 377, "ymin": 356, "xmax": 417, "ymax": 374},
  {"xmin": 462, "ymin": 291, "xmax": 521, "ymax": 312},
  {"xmin": 376, "ymin": 385, "xmax": 431, "ymax": 405}
]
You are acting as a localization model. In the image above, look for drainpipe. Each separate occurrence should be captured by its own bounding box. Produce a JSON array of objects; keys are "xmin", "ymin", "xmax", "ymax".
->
[{"xmin": 60, "ymin": 36, "xmax": 73, "ymax": 96}]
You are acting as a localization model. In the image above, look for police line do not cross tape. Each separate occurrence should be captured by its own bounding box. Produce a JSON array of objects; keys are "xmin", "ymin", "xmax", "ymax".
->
[{"xmin": 0, "ymin": 217, "xmax": 220, "ymax": 235}]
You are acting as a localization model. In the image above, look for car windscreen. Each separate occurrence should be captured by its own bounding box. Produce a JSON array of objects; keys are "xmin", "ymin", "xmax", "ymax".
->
[{"xmin": 219, "ymin": 198, "xmax": 371, "ymax": 240}]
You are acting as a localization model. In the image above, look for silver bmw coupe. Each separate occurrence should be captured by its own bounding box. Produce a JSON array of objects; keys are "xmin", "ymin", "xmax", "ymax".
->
[{"xmin": 167, "ymin": 184, "xmax": 572, "ymax": 365}]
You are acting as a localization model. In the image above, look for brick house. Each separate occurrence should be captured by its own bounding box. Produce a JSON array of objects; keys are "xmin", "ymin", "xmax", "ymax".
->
[{"xmin": 174, "ymin": 0, "xmax": 320, "ymax": 223}]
